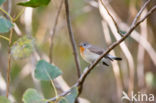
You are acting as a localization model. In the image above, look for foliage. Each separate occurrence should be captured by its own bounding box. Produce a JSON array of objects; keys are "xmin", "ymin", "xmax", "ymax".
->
[
  {"xmin": 0, "ymin": 16, "xmax": 13, "ymax": 33},
  {"xmin": 17, "ymin": 0, "xmax": 50, "ymax": 8},
  {"xmin": 35, "ymin": 60, "xmax": 62, "ymax": 81},
  {"xmin": 22, "ymin": 88, "xmax": 46, "ymax": 103},
  {"xmin": 11, "ymin": 35, "xmax": 35, "ymax": 60}
]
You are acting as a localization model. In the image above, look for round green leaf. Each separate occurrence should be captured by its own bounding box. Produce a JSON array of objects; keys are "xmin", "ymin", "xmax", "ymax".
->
[
  {"xmin": 35, "ymin": 60, "xmax": 62, "ymax": 81},
  {"xmin": 11, "ymin": 35, "xmax": 35, "ymax": 60},
  {"xmin": 22, "ymin": 88, "xmax": 46, "ymax": 103},
  {"xmin": 0, "ymin": 16, "xmax": 13, "ymax": 33}
]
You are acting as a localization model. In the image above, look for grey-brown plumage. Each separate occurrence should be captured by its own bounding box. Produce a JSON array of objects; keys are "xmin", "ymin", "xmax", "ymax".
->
[
  {"xmin": 79, "ymin": 42, "xmax": 122, "ymax": 66},
  {"xmin": 87, "ymin": 45, "xmax": 104, "ymax": 55},
  {"xmin": 87, "ymin": 44, "xmax": 122, "ymax": 61}
]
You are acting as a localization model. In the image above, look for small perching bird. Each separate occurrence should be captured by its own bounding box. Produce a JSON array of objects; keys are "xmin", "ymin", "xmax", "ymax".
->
[{"xmin": 79, "ymin": 42, "xmax": 122, "ymax": 66}]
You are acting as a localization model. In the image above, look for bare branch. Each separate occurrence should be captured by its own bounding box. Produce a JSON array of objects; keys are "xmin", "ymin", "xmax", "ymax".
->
[
  {"xmin": 6, "ymin": 0, "xmax": 13, "ymax": 97},
  {"xmin": 49, "ymin": 0, "xmax": 63, "ymax": 63},
  {"xmin": 64, "ymin": 0, "xmax": 81, "ymax": 77},
  {"xmin": 46, "ymin": 2, "xmax": 156, "ymax": 103},
  {"xmin": 136, "ymin": 5, "xmax": 156, "ymax": 24},
  {"xmin": 6, "ymin": 28, "xmax": 13, "ymax": 98},
  {"xmin": 131, "ymin": 0, "xmax": 151, "ymax": 26}
]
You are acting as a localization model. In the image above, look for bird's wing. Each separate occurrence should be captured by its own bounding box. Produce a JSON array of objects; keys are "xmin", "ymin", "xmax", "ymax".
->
[
  {"xmin": 88, "ymin": 45, "xmax": 104, "ymax": 55},
  {"xmin": 88, "ymin": 45, "xmax": 114, "ymax": 61}
]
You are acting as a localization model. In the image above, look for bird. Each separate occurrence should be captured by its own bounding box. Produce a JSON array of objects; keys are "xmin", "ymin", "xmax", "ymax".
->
[{"xmin": 79, "ymin": 42, "xmax": 122, "ymax": 66}]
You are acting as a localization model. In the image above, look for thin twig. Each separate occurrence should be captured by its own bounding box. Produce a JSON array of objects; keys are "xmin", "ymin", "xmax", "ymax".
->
[
  {"xmin": 131, "ymin": 0, "xmax": 151, "ymax": 26},
  {"xmin": 135, "ymin": 5, "xmax": 156, "ymax": 26},
  {"xmin": 46, "ymin": 3, "xmax": 156, "ymax": 102},
  {"xmin": 64, "ymin": 0, "xmax": 81, "ymax": 77},
  {"xmin": 6, "ymin": 0, "xmax": 13, "ymax": 97},
  {"xmin": 6, "ymin": 28, "xmax": 13, "ymax": 98},
  {"xmin": 0, "ymin": 35, "xmax": 10, "ymax": 41},
  {"xmin": 47, "ymin": 89, "xmax": 71, "ymax": 102},
  {"xmin": 0, "ymin": 7, "xmax": 13, "ymax": 21},
  {"xmin": 99, "ymin": 0, "xmax": 123, "ymax": 37},
  {"xmin": 13, "ymin": 8, "xmax": 25, "ymax": 22},
  {"xmin": 49, "ymin": 0, "xmax": 63, "ymax": 63}
]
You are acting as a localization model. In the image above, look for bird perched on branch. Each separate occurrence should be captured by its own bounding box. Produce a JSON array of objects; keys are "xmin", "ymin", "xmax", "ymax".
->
[{"xmin": 79, "ymin": 42, "xmax": 122, "ymax": 66}]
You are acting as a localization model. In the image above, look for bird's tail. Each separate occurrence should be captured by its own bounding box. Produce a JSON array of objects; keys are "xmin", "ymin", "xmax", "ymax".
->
[
  {"xmin": 101, "ymin": 55, "xmax": 122, "ymax": 66},
  {"xmin": 107, "ymin": 54, "xmax": 122, "ymax": 61},
  {"xmin": 112, "ymin": 57, "xmax": 122, "ymax": 61}
]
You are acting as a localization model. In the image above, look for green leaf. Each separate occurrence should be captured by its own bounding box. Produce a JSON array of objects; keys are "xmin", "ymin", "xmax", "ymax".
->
[
  {"xmin": 0, "ymin": 96, "xmax": 11, "ymax": 103},
  {"xmin": 11, "ymin": 35, "xmax": 35, "ymax": 60},
  {"xmin": 23, "ymin": 88, "xmax": 46, "ymax": 103},
  {"xmin": 35, "ymin": 60, "xmax": 62, "ymax": 81},
  {"xmin": 0, "ymin": 16, "xmax": 13, "ymax": 33},
  {"xmin": 0, "ymin": 0, "xmax": 5, "ymax": 5},
  {"xmin": 17, "ymin": 0, "xmax": 50, "ymax": 8},
  {"xmin": 59, "ymin": 87, "xmax": 78, "ymax": 103}
]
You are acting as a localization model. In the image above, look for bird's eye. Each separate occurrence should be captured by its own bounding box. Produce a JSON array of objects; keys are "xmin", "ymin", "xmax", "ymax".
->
[{"xmin": 83, "ymin": 43, "xmax": 86, "ymax": 46}]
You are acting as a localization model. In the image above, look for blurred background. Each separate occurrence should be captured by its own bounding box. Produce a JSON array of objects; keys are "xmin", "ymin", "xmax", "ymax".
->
[{"xmin": 0, "ymin": 0, "xmax": 156, "ymax": 103}]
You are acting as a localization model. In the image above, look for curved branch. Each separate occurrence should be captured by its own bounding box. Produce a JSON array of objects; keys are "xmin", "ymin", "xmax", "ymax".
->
[
  {"xmin": 6, "ymin": 28, "xmax": 13, "ymax": 98},
  {"xmin": 131, "ymin": 0, "xmax": 150, "ymax": 26},
  {"xmin": 64, "ymin": 0, "xmax": 81, "ymax": 77}
]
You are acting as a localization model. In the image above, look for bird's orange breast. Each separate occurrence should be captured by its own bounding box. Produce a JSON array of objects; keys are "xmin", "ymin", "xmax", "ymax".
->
[
  {"xmin": 80, "ymin": 46, "xmax": 85, "ymax": 52},
  {"xmin": 80, "ymin": 46, "xmax": 85, "ymax": 56}
]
